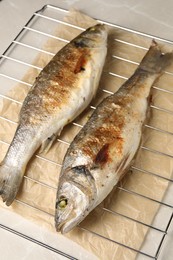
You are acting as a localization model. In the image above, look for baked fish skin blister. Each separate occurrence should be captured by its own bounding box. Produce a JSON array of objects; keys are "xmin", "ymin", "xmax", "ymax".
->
[
  {"xmin": 0, "ymin": 24, "xmax": 108, "ymax": 206},
  {"xmin": 55, "ymin": 41, "xmax": 173, "ymax": 234}
]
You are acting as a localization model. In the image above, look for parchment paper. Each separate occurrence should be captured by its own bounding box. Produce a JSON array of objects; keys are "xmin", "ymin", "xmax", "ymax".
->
[{"xmin": 0, "ymin": 9, "xmax": 173, "ymax": 260}]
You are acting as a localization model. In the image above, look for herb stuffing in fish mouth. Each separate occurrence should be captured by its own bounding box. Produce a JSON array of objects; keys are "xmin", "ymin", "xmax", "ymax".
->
[
  {"xmin": 55, "ymin": 41, "xmax": 173, "ymax": 234},
  {"xmin": 57, "ymin": 197, "xmax": 68, "ymax": 209}
]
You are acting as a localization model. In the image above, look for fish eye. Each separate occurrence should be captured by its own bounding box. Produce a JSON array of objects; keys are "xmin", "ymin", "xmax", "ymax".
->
[{"xmin": 57, "ymin": 197, "xmax": 68, "ymax": 209}]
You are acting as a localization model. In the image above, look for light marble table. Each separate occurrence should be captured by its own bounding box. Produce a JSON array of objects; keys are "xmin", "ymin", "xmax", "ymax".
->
[{"xmin": 0, "ymin": 0, "xmax": 173, "ymax": 259}]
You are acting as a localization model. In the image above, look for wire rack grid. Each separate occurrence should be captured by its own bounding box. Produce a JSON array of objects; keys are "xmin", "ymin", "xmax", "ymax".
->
[{"xmin": 0, "ymin": 4, "xmax": 173, "ymax": 260}]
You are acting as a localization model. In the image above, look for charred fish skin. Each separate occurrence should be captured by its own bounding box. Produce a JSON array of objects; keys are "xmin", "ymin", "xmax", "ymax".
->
[
  {"xmin": 0, "ymin": 24, "xmax": 107, "ymax": 206},
  {"xmin": 55, "ymin": 41, "xmax": 173, "ymax": 234}
]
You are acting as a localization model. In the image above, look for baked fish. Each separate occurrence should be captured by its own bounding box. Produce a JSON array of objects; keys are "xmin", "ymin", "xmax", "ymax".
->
[
  {"xmin": 55, "ymin": 41, "xmax": 173, "ymax": 234},
  {"xmin": 0, "ymin": 24, "xmax": 107, "ymax": 206}
]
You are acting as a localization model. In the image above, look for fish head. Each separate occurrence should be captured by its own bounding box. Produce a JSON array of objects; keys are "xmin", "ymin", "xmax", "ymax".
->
[
  {"xmin": 55, "ymin": 165, "xmax": 96, "ymax": 233},
  {"xmin": 74, "ymin": 24, "xmax": 107, "ymax": 48},
  {"xmin": 55, "ymin": 181, "xmax": 90, "ymax": 234}
]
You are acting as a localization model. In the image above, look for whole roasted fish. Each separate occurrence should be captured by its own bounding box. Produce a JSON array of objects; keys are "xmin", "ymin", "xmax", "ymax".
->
[
  {"xmin": 0, "ymin": 24, "xmax": 107, "ymax": 206},
  {"xmin": 55, "ymin": 41, "xmax": 173, "ymax": 234}
]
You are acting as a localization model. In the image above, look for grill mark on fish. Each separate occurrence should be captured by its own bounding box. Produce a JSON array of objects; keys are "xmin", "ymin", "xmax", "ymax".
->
[
  {"xmin": 21, "ymin": 49, "xmax": 93, "ymax": 125},
  {"xmin": 95, "ymin": 143, "xmax": 110, "ymax": 165},
  {"xmin": 23, "ymin": 48, "xmax": 91, "ymax": 118},
  {"xmin": 81, "ymin": 106, "xmax": 125, "ymax": 160},
  {"xmin": 74, "ymin": 53, "xmax": 87, "ymax": 74}
]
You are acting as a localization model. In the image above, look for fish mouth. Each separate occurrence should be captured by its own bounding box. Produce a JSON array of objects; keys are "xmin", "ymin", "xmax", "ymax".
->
[
  {"xmin": 55, "ymin": 210, "xmax": 80, "ymax": 234},
  {"xmin": 55, "ymin": 222, "xmax": 65, "ymax": 233},
  {"xmin": 55, "ymin": 221, "xmax": 74, "ymax": 234},
  {"xmin": 55, "ymin": 209, "xmax": 76, "ymax": 234}
]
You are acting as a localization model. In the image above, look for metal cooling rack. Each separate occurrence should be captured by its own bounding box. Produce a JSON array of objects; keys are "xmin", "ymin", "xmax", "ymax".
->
[{"xmin": 0, "ymin": 4, "xmax": 173, "ymax": 260}]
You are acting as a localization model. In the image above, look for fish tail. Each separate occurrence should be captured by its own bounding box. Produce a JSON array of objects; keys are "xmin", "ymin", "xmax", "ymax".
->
[
  {"xmin": 139, "ymin": 40, "xmax": 173, "ymax": 74},
  {"xmin": 0, "ymin": 162, "xmax": 23, "ymax": 206}
]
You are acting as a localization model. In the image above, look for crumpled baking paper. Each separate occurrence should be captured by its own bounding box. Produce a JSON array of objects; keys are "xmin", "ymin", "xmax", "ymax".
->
[{"xmin": 0, "ymin": 8, "xmax": 173, "ymax": 260}]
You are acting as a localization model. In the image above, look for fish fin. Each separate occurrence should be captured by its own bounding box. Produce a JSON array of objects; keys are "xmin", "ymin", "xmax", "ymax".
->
[
  {"xmin": 39, "ymin": 134, "xmax": 57, "ymax": 154},
  {"xmin": 116, "ymin": 152, "xmax": 132, "ymax": 179},
  {"xmin": 0, "ymin": 162, "xmax": 24, "ymax": 206},
  {"xmin": 139, "ymin": 40, "xmax": 173, "ymax": 74},
  {"xmin": 39, "ymin": 129, "xmax": 62, "ymax": 154}
]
